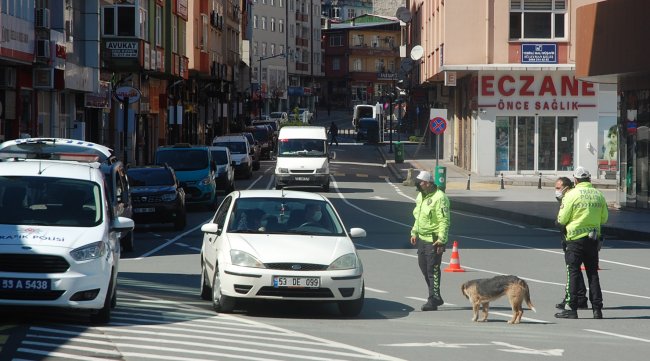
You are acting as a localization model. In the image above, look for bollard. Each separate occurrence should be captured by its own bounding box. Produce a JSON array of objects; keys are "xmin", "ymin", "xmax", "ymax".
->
[
  {"xmin": 466, "ymin": 173, "xmax": 471, "ymax": 190},
  {"xmin": 538, "ymin": 172, "xmax": 542, "ymax": 189},
  {"xmin": 500, "ymin": 173, "xmax": 505, "ymax": 189}
]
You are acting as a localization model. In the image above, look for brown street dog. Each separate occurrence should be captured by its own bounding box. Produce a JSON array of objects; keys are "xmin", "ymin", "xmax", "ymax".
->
[{"xmin": 461, "ymin": 275, "xmax": 536, "ymax": 324}]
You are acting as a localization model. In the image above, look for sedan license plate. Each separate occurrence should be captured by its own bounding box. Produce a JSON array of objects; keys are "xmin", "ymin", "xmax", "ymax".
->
[
  {"xmin": 1, "ymin": 278, "xmax": 51, "ymax": 291},
  {"xmin": 273, "ymin": 276, "xmax": 320, "ymax": 288},
  {"xmin": 295, "ymin": 176, "xmax": 310, "ymax": 181},
  {"xmin": 134, "ymin": 207, "xmax": 155, "ymax": 213}
]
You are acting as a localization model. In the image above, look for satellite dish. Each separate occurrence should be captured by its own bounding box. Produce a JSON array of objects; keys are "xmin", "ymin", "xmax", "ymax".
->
[
  {"xmin": 395, "ymin": 7, "xmax": 412, "ymax": 23},
  {"xmin": 400, "ymin": 58, "xmax": 414, "ymax": 72},
  {"xmin": 410, "ymin": 45, "xmax": 424, "ymax": 61}
]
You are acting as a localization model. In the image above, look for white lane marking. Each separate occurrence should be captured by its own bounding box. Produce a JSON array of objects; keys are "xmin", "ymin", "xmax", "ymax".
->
[
  {"xmin": 382, "ymin": 341, "xmax": 492, "ymax": 348},
  {"xmin": 15, "ymin": 349, "xmax": 116, "ymax": 361},
  {"xmin": 405, "ymin": 296, "xmax": 455, "ymax": 306},
  {"xmin": 365, "ymin": 287, "xmax": 388, "ymax": 293},
  {"xmin": 331, "ymin": 161, "xmax": 386, "ymax": 167},
  {"xmin": 21, "ymin": 340, "xmax": 121, "ymax": 356},
  {"xmin": 492, "ymin": 342, "xmax": 563, "ymax": 356},
  {"xmin": 584, "ymin": 329, "xmax": 650, "ymax": 343}
]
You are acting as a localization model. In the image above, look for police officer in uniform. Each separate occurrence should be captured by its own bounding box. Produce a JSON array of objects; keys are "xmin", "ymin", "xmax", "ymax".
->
[
  {"xmin": 555, "ymin": 167, "xmax": 608, "ymax": 319},
  {"xmin": 554, "ymin": 177, "xmax": 588, "ymax": 310},
  {"xmin": 410, "ymin": 170, "xmax": 450, "ymax": 311}
]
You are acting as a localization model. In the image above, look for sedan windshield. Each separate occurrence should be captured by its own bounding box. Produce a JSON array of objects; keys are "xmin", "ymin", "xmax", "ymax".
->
[
  {"xmin": 227, "ymin": 198, "xmax": 344, "ymax": 236},
  {"xmin": 0, "ymin": 176, "xmax": 102, "ymax": 227},
  {"xmin": 128, "ymin": 169, "xmax": 174, "ymax": 187}
]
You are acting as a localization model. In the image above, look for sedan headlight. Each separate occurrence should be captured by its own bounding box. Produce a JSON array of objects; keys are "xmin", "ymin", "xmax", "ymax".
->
[
  {"xmin": 70, "ymin": 241, "xmax": 107, "ymax": 261},
  {"xmin": 328, "ymin": 253, "xmax": 357, "ymax": 270},
  {"xmin": 161, "ymin": 192, "xmax": 177, "ymax": 201},
  {"xmin": 230, "ymin": 250, "xmax": 265, "ymax": 268},
  {"xmin": 277, "ymin": 167, "xmax": 289, "ymax": 174}
]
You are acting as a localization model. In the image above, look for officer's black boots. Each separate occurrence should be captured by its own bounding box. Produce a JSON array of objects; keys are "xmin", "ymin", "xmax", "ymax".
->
[
  {"xmin": 593, "ymin": 308, "xmax": 603, "ymax": 319},
  {"xmin": 554, "ymin": 309, "xmax": 578, "ymax": 319},
  {"xmin": 431, "ymin": 296, "xmax": 444, "ymax": 307},
  {"xmin": 555, "ymin": 298, "xmax": 588, "ymax": 310},
  {"xmin": 421, "ymin": 302, "xmax": 437, "ymax": 311}
]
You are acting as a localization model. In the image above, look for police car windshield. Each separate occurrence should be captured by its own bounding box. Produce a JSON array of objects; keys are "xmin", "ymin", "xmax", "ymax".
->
[
  {"xmin": 0, "ymin": 177, "xmax": 102, "ymax": 227},
  {"xmin": 0, "ymin": 143, "xmax": 110, "ymax": 163}
]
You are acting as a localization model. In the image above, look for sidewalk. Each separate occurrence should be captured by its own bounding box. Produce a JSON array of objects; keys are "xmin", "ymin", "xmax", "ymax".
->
[{"xmin": 377, "ymin": 142, "xmax": 650, "ymax": 242}]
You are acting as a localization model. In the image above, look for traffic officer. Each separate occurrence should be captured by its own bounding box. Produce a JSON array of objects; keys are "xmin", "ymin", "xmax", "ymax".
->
[
  {"xmin": 555, "ymin": 167, "xmax": 608, "ymax": 319},
  {"xmin": 410, "ymin": 170, "xmax": 450, "ymax": 311},
  {"xmin": 554, "ymin": 177, "xmax": 588, "ymax": 311}
]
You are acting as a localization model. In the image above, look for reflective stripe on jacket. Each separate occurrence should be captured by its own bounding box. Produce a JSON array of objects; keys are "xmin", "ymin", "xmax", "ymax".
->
[
  {"xmin": 411, "ymin": 189, "xmax": 450, "ymax": 244},
  {"xmin": 557, "ymin": 182, "xmax": 608, "ymax": 241}
]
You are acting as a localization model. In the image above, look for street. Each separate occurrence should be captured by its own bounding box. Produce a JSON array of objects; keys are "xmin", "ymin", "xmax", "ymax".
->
[{"xmin": 1, "ymin": 139, "xmax": 649, "ymax": 361}]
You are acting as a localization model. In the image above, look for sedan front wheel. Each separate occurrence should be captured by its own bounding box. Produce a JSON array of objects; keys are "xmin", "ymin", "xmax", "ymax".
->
[{"xmin": 212, "ymin": 268, "xmax": 236, "ymax": 313}]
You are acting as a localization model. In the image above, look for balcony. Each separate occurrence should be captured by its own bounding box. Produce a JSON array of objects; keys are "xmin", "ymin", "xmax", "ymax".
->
[
  {"xmin": 296, "ymin": 62, "xmax": 309, "ymax": 72},
  {"xmin": 295, "ymin": 11, "xmax": 308, "ymax": 22},
  {"xmin": 349, "ymin": 43, "xmax": 398, "ymax": 56}
]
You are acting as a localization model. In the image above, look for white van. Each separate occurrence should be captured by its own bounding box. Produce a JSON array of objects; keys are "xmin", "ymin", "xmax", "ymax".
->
[
  {"xmin": 352, "ymin": 104, "xmax": 377, "ymax": 129},
  {"xmin": 274, "ymin": 126, "xmax": 334, "ymax": 191}
]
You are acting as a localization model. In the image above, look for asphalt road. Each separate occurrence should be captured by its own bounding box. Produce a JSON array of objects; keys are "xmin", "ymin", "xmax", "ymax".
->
[{"xmin": 1, "ymin": 136, "xmax": 649, "ymax": 361}]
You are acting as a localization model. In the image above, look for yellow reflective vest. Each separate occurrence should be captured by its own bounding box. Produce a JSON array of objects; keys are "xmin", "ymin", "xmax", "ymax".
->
[
  {"xmin": 411, "ymin": 189, "xmax": 450, "ymax": 244},
  {"xmin": 557, "ymin": 182, "xmax": 608, "ymax": 241}
]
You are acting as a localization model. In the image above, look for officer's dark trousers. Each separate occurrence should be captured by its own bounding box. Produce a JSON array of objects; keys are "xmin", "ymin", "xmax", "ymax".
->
[
  {"xmin": 562, "ymin": 240, "xmax": 587, "ymax": 304},
  {"xmin": 565, "ymin": 237, "xmax": 603, "ymax": 310},
  {"xmin": 417, "ymin": 240, "xmax": 443, "ymax": 301}
]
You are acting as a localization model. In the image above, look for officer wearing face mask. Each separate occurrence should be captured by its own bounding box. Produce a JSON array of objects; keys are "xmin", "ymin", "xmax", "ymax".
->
[
  {"xmin": 410, "ymin": 170, "xmax": 450, "ymax": 311},
  {"xmin": 554, "ymin": 177, "xmax": 588, "ymax": 311}
]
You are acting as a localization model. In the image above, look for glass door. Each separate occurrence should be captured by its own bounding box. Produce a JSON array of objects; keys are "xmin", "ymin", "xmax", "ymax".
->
[
  {"xmin": 538, "ymin": 116, "xmax": 556, "ymax": 170},
  {"xmin": 517, "ymin": 116, "xmax": 535, "ymax": 171},
  {"xmin": 557, "ymin": 117, "xmax": 575, "ymax": 171}
]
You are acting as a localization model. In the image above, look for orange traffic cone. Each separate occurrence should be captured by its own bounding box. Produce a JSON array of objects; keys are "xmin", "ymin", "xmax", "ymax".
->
[{"xmin": 444, "ymin": 240, "xmax": 465, "ymax": 272}]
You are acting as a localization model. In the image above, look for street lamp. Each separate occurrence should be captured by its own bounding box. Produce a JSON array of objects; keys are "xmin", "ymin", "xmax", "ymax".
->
[{"xmin": 258, "ymin": 53, "xmax": 285, "ymax": 117}]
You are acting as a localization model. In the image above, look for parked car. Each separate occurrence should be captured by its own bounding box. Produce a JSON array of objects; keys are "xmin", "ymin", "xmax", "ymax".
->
[
  {"xmin": 208, "ymin": 146, "xmax": 236, "ymax": 193},
  {"xmin": 0, "ymin": 153, "xmax": 134, "ymax": 323},
  {"xmin": 199, "ymin": 189, "xmax": 366, "ymax": 316},
  {"xmin": 154, "ymin": 144, "xmax": 218, "ymax": 210},
  {"xmin": 269, "ymin": 111, "xmax": 288, "ymax": 124},
  {"xmin": 127, "ymin": 165, "xmax": 187, "ymax": 230},
  {"xmin": 356, "ymin": 117, "xmax": 380, "ymax": 144},
  {"xmin": 238, "ymin": 132, "xmax": 261, "ymax": 170},
  {"xmin": 246, "ymin": 125, "xmax": 274, "ymax": 159},
  {"xmin": 212, "ymin": 134, "xmax": 254, "ymax": 178},
  {"xmin": 0, "ymin": 138, "xmax": 135, "ymax": 252}
]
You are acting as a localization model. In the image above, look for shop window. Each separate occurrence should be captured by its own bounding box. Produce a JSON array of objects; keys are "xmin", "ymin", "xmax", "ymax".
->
[
  {"xmin": 538, "ymin": 116, "xmax": 556, "ymax": 170},
  {"xmin": 509, "ymin": 0, "xmax": 566, "ymax": 40},
  {"xmin": 557, "ymin": 117, "xmax": 574, "ymax": 171},
  {"xmin": 517, "ymin": 116, "xmax": 535, "ymax": 171},
  {"xmin": 495, "ymin": 117, "xmax": 516, "ymax": 172}
]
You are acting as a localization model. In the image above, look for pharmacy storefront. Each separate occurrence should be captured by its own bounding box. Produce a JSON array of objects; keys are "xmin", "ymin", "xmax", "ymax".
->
[{"xmin": 476, "ymin": 70, "xmax": 616, "ymax": 177}]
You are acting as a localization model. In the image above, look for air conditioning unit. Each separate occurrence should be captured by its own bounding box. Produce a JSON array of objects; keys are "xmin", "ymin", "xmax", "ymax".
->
[
  {"xmin": 36, "ymin": 39, "xmax": 51, "ymax": 58},
  {"xmin": 0, "ymin": 68, "xmax": 17, "ymax": 88},
  {"xmin": 36, "ymin": 8, "xmax": 50, "ymax": 28}
]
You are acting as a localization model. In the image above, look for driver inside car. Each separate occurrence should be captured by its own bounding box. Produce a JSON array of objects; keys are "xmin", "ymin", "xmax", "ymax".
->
[{"xmin": 288, "ymin": 203, "xmax": 323, "ymax": 228}]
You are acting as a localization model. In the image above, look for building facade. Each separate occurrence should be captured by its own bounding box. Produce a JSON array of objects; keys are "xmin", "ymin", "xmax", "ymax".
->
[
  {"xmin": 322, "ymin": 15, "xmax": 401, "ymax": 111},
  {"xmin": 406, "ymin": 0, "xmax": 616, "ymax": 178},
  {"xmin": 576, "ymin": 0, "xmax": 650, "ymax": 208},
  {"xmin": 322, "ymin": 0, "xmax": 372, "ymax": 24}
]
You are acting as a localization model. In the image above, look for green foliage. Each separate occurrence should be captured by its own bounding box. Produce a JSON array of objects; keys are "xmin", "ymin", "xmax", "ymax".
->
[
  {"xmin": 279, "ymin": 120, "xmax": 308, "ymax": 128},
  {"xmin": 409, "ymin": 135, "xmax": 423, "ymax": 143}
]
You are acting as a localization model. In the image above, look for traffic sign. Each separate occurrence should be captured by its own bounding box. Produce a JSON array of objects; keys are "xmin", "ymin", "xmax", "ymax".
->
[{"xmin": 429, "ymin": 117, "xmax": 447, "ymax": 135}]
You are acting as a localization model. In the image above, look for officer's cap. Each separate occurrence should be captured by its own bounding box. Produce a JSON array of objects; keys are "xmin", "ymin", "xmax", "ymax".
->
[
  {"xmin": 573, "ymin": 166, "xmax": 591, "ymax": 179},
  {"xmin": 416, "ymin": 170, "xmax": 434, "ymax": 183}
]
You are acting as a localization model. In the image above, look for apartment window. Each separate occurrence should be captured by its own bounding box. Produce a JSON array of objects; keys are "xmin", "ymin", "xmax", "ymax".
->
[
  {"xmin": 261, "ymin": 16, "xmax": 266, "ymax": 30},
  {"xmin": 353, "ymin": 59, "xmax": 362, "ymax": 71},
  {"xmin": 253, "ymin": 41, "xmax": 258, "ymax": 56},
  {"xmin": 139, "ymin": 8, "xmax": 148, "ymax": 41},
  {"xmin": 271, "ymin": 18, "xmax": 275, "ymax": 32},
  {"xmin": 329, "ymin": 34, "xmax": 342, "ymax": 47},
  {"xmin": 279, "ymin": 19, "xmax": 284, "ymax": 33},
  {"xmin": 262, "ymin": 42, "xmax": 267, "ymax": 56},
  {"xmin": 509, "ymin": 0, "xmax": 566, "ymax": 40},
  {"xmin": 253, "ymin": 15, "xmax": 257, "ymax": 29},
  {"xmin": 290, "ymin": 24, "xmax": 294, "ymax": 37},
  {"xmin": 332, "ymin": 7, "xmax": 340, "ymax": 19},
  {"xmin": 371, "ymin": 35, "xmax": 380, "ymax": 48},
  {"xmin": 332, "ymin": 57, "xmax": 340, "ymax": 71},
  {"xmin": 155, "ymin": 4, "xmax": 162, "ymax": 46},
  {"xmin": 375, "ymin": 59, "xmax": 385, "ymax": 72},
  {"xmin": 279, "ymin": 45, "xmax": 284, "ymax": 55},
  {"xmin": 280, "ymin": 0, "xmax": 284, "ymax": 7},
  {"xmin": 201, "ymin": 14, "xmax": 208, "ymax": 50},
  {"xmin": 103, "ymin": 5, "xmax": 136, "ymax": 36},
  {"xmin": 171, "ymin": 16, "xmax": 178, "ymax": 52},
  {"xmin": 347, "ymin": 8, "xmax": 356, "ymax": 19},
  {"xmin": 353, "ymin": 34, "xmax": 364, "ymax": 47},
  {"xmin": 271, "ymin": 43, "xmax": 275, "ymax": 55},
  {"xmin": 388, "ymin": 60, "xmax": 395, "ymax": 73},
  {"xmin": 270, "ymin": 0, "xmax": 274, "ymax": 6}
]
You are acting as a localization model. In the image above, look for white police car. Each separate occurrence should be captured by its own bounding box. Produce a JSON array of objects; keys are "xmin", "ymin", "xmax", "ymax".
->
[{"xmin": 0, "ymin": 152, "xmax": 134, "ymax": 323}]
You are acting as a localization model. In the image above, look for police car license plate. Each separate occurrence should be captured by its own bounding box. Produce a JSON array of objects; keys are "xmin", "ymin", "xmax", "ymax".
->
[
  {"xmin": 1, "ymin": 278, "xmax": 51, "ymax": 291},
  {"xmin": 295, "ymin": 177, "xmax": 310, "ymax": 181},
  {"xmin": 273, "ymin": 276, "xmax": 320, "ymax": 288},
  {"xmin": 134, "ymin": 207, "xmax": 155, "ymax": 213}
]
